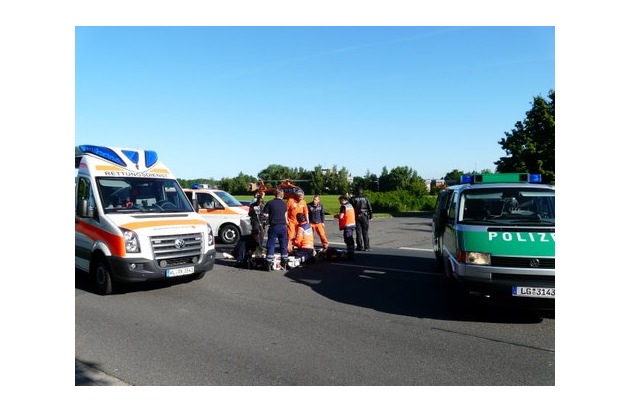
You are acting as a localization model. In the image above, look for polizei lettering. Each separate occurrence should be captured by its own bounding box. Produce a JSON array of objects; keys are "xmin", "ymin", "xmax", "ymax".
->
[{"xmin": 488, "ymin": 232, "xmax": 555, "ymax": 243}]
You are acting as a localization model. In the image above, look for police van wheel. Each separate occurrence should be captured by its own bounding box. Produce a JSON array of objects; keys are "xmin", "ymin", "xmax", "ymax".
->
[{"xmin": 93, "ymin": 257, "xmax": 114, "ymax": 295}]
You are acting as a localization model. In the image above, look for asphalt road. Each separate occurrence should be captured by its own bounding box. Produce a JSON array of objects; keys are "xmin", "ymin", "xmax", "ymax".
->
[{"xmin": 75, "ymin": 214, "xmax": 554, "ymax": 386}]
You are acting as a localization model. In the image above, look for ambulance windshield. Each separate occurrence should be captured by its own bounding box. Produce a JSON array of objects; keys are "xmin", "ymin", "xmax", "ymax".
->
[{"xmin": 97, "ymin": 177, "xmax": 193, "ymax": 213}]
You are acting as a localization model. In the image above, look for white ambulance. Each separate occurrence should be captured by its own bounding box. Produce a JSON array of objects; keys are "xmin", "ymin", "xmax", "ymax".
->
[
  {"xmin": 75, "ymin": 145, "xmax": 216, "ymax": 295},
  {"xmin": 183, "ymin": 186, "xmax": 252, "ymax": 245}
]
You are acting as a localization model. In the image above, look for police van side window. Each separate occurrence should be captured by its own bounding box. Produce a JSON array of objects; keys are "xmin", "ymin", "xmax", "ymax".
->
[{"xmin": 446, "ymin": 191, "xmax": 457, "ymax": 223}]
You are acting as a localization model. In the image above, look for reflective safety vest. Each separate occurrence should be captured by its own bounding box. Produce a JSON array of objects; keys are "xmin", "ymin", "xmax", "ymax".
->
[
  {"xmin": 294, "ymin": 222, "xmax": 314, "ymax": 249},
  {"xmin": 338, "ymin": 202, "xmax": 356, "ymax": 230}
]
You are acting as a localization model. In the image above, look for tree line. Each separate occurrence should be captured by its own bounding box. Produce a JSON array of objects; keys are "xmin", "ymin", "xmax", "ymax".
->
[{"xmin": 178, "ymin": 89, "xmax": 555, "ymax": 197}]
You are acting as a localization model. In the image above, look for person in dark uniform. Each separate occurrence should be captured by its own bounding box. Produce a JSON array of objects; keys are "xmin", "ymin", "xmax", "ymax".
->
[
  {"xmin": 350, "ymin": 187, "xmax": 373, "ymax": 251},
  {"xmin": 248, "ymin": 192, "xmax": 265, "ymax": 246},
  {"xmin": 262, "ymin": 188, "xmax": 289, "ymax": 270}
]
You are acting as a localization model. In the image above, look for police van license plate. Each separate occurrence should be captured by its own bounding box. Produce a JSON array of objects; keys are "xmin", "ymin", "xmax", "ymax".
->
[
  {"xmin": 166, "ymin": 266, "xmax": 194, "ymax": 277},
  {"xmin": 512, "ymin": 286, "xmax": 555, "ymax": 298}
]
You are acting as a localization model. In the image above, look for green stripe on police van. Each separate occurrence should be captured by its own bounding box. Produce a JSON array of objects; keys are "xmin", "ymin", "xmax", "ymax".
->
[{"xmin": 458, "ymin": 230, "xmax": 555, "ymax": 257}]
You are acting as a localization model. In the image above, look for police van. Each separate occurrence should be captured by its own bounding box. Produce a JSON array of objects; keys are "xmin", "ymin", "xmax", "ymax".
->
[
  {"xmin": 75, "ymin": 145, "xmax": 216, "ymax": 295},
  {"xmin": 432, "ymin": 173, "xmax": 555, "ymax": 309}
]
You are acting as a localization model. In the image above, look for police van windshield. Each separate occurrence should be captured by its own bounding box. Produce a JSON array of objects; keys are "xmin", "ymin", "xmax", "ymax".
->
[
  {"xmin": 460, "ymin": 187, "xmax": 555, "ymax": 225},
  {"xmin": 97, "ymin": 177, "xmax": 194, "ymax": 213}
]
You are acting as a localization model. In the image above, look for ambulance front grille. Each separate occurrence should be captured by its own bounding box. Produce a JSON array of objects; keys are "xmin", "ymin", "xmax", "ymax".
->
[{"xmin": 150, "ymin": 233, "xmax": 203, "ymax": 268}]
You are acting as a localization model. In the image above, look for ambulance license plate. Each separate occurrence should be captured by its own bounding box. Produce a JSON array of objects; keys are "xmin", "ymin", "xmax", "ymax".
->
[
  {"xmin": 166, "ymin": 266, "xmax": 194, "ymax": 277},
  {"xmin": 512, "ymin": 286, "xmax": 555, "ymax": 298}
]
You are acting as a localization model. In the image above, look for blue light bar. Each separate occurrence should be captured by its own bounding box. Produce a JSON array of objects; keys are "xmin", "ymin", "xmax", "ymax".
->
[
  {"xmin": 191, "ymin": 183, "xmax": 201, "ymax": 189},
  {"xmin": 121, "ymin": 149, "xmax": 139, "ymax": 165},
  {"xmin": 145, "ymin": 150, "xmax": 159, "ymax": 168},
  {"xmin": 78, "ymin": 145, "xmax": 127, "ymax": 167},
  {"xmin": 460, "ymin": 173, "xmax": 544, "ymax": 184}
]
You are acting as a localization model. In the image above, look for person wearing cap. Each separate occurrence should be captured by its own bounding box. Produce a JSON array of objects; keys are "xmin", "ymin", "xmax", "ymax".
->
[{"xmin": 286, "ymin": 189, "xmax": 308, "ymax": 252}]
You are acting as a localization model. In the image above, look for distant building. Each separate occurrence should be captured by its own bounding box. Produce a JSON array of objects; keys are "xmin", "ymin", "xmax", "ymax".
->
[{"xmin": 427, "ymin": 179, "xmax": 446, "ymax": 192}]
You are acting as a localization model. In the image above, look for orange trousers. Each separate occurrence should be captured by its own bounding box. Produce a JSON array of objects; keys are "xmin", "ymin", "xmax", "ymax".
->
[
  {"xmin": 310, "ymin": 222, "xmax": 329, "ymax": 249},
  {"xmin": 287, "ymin": 220, "xmax": 298, "ymax": 252}
]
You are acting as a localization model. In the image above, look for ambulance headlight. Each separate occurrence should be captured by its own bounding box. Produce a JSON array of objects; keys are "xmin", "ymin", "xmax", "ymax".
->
[
  {"xmin": 123, "ymin": 229, "xmax": 140, "ymax": 253},
  {"xmin": 465, "ymin": 252, "xmax": 491, "ymax": 265},
  {"xmin": 207, "ymin": 224, "xmax": 215, "ymax": 246}
]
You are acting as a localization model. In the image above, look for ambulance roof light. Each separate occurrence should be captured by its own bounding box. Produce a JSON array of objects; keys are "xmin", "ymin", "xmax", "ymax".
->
[
  {"xmin": 145, "ymin": 150, "xmax": 159, "ymax": 168},
  {"xmin": 77, "ymin": 145, "xmax": 159, "ymax": 168},
  {"xmin": 78, "ymin": 145, "xmax": 127, "ymax": 167},
  {"xmin": 122, "ymin": 149, "xmax": 139, "ymax": 165},
  {"xmin": 191, "ymin": 183, "xmax": 211, "ymax": 189},
  {"xmin": 460, "ymin": 173, "xmax": 543, "ymax": 184}
]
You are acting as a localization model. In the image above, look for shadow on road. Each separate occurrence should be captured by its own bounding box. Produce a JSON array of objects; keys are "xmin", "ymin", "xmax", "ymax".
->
[
  {"xmin": 75, "ymin": 268, "xmax": 203, "ymax": 295},
  {"xmin": 283, "ymin": 251, "xmax": 551, "ymax": 324}
]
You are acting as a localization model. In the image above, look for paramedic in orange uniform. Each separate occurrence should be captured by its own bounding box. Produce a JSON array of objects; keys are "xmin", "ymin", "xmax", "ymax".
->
[
  {"xmin": 292, "ymin": 213, "xmax": 315, "ymax": 262},
  {"xmin": 334, "ymin": 194, "xmax": 356, "ymax": 260},
  {"xmin": 286, "ymin": 189, "xmax": 308, "ymax": 252}
]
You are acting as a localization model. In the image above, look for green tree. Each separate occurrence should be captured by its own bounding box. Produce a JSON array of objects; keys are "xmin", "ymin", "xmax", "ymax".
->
[
  {"xmin": 310, "ymin": 165, "xmax": 326, "ymax": 194},
  {"xmin": 495, "ymin": 90, "xmax": 555, "ymax": 183},
  {"xmin": 217, "ymin": 172, "xmax": 257, "ymax": 194},
  {"xmin": 363, "ymin": 170, "xmax": 379, "ymax": 192},
  {"xmin": 325, "ymin": 165, "xmax": 351, "ymax": 195},
  {"xmin": 386, "ymin": 166, "xmax": 425, "ymax": 193},
  {"xmin": 258, "ymin": 165, "xmax": 295, "ymax": 183},
  {"xmin": 443, "ymin": 169, "xmax": 464, "ymax": 184}
]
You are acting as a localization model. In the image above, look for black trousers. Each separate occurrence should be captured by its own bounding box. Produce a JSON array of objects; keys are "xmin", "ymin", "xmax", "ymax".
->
[
  {"xmin": 355, "ymin": 214, "xmax": 370, "ymax": 249},
  {"xmin": 342, "ymin": 226, "xmax": 355, "ymax": 254}
]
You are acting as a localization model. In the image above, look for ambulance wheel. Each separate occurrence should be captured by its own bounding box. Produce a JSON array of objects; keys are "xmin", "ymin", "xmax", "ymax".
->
[
  {"xmin": 219, "ymin": 223, "xmax": 240, "ymax": 244},
  {"xmin": 93, "ymin": 256, "xmax": 114, "ymax": 295}
]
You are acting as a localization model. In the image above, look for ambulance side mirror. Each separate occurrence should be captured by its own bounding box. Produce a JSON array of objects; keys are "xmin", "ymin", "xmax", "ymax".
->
[
  {"xmin": 192, "ymin": 198, "xmax": 200, "ymax": 212},
  {"xmin": 77, "ymin": 199, "xmax": 94, "ymax": 218}
]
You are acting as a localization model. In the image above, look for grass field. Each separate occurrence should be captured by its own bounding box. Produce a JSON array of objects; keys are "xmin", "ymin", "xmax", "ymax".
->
[{"xmin": 235, "ymin": 194, "xmax": 394, "ymax": 218}]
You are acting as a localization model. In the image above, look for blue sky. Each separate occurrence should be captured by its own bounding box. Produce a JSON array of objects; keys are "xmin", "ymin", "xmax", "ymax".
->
[{"xmin": 75, "ymin": 26, "xmax": 554, "ymax": 181}]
